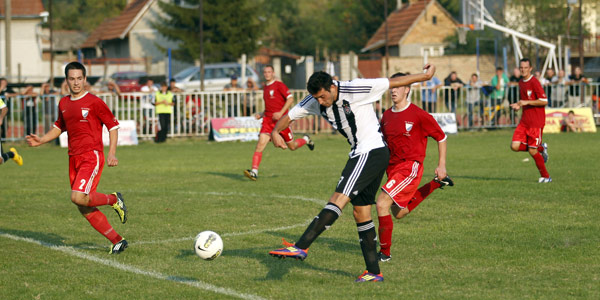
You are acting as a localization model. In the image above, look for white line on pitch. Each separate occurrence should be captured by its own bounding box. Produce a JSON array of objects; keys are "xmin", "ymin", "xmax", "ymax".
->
[
  {"xmin": 0, "ymin": 232, "xmax": 266, "ymax": 300},
  {"xmin": 130, "ymin": 219, "xmax": 312, "ymax": 246}
]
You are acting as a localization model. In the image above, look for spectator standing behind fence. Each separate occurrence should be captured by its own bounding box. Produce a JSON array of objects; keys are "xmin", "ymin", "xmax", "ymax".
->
[
  {"xmin": 466, "ymin": 73, "xmax": 484, "ymax": 128},
  {"xmin": 40, "ymin": 82, "xmax": 59, "ymax": 134},
  {"xmin": 169, "ymin": 79, "xmax": 183, "ymax": 130},
  {"xmin": 21, "ymin": 85, "xmax": 39, "ymax": 136},
  {"xmin": 0, "ymin": 78, "xmax": 18, "ymax": 140},
  {"xmin": 490, "ymin": 67, "xmax": 509, "ymax": 125},
  {"xmin": 508, "ymin": 68, "xmax": 522, "ymax": 123},
  {"xmin": 554, "ymin": 70, "xmax": 569, "ymax": 108},
  {"xmin": 541, "ymin": 69, "xmax": 558, "ymax": 107},
  {"xmin": 224, "ymin": 75, "xmax": 243, "ymax": 117},
  {"xmin": 244, "ymin": 77, "xmax": 260, "ymax": 116},
  {"xmin": 154, "ymin": 82, "xmax": 174, "ymax": 143},
  {"xmin": 443, "ymin": 71, "xmax": 463, "ymax": 113},
  {"xmin": 568, "ymin": 66, "xmax": 588, "ymax": 108},
  {"xmin": 141, "ymin": 79, "xmax": 158, "ymax": 134},
  {"xmin": 421, "ymin": 76, "xmax": 441, "ymax": 113}
]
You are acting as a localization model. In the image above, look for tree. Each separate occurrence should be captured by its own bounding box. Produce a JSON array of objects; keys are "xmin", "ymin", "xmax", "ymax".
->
[
  {"xmin": 42, "ymin": 0, "xmax": 127, "ymax": 33},
  {"xmin": 152, "ymin": 0, "xmax": 263, "ymax": 63}
]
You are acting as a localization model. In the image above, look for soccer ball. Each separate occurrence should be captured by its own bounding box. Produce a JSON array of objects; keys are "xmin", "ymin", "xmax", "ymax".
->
[{"xmin": 194, "ymin": 231, "xmax": 223, "ymax": 260}]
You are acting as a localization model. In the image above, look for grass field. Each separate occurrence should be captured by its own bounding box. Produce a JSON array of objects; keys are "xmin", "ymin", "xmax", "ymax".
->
[{"xmin": 1, "ymin": 129, "xmax": 599, "ymax": 299}]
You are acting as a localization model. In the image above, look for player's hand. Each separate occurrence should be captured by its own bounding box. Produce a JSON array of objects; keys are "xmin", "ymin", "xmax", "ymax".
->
[
  {"xmin": 26, "ymin": 134, "xmax": 42, "ymax": 147},
  {"xmin": 435, "ymin": 166, "xmax": 447, "ymax": 180},
  {"xmin": 272, "ymin": 111, "xmax": 283, "ymax": 121},
  {"xmin": 271, "ymin": 131, "xmax": 287, "ymax": 149},
  {"xmin": 423, "ymin": 64, "xmax": 436, "ymax": 79},
  {"xmin": 254, "ymin": 113, "xmax": 262, "ymax": 120},
  {"xmin": 510, "ymin": 102, "xmax": 521, "ymax": 110},
  {"xmin": 107, "ymin": 153, "xmax": 118, "ymax": 167}
]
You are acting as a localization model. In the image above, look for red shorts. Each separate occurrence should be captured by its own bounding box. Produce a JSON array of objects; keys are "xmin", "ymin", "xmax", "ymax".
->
[
  {"xmin": 69, "ymin": 150, "xmax": 104, "ymax": 194},
  {"xmin": 260, "ymin": 116, "xmax": 294, "ymax": 142},
  {"xmin": 381, "ymin": 160, "xmax": 423, "ymax": 209},
  {"xmin": 512, "ymin": 123, "xmax": 543, "ymax": 148}
]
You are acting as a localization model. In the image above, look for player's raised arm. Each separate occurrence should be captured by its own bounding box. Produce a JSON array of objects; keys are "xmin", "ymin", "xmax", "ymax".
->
[
  {"xmin": 389, "ymin": 64, "xmax": 436, "ymax": 88},
  {"xmin": 26, "ymin": 127, "xmax": 62, "ymax": 147}
]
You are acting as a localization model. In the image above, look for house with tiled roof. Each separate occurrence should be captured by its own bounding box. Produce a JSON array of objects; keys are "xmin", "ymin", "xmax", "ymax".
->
[
  {"xmin": 362, "ymin": 0, "xmax": 458, "ymax": 58},
  {"xmin": 81, "ymin": 0, "xmax": 179, "ymax": 75},
  {"xmin": 0, "ymin": 0, "xmax": 47, "ymax": 81}
]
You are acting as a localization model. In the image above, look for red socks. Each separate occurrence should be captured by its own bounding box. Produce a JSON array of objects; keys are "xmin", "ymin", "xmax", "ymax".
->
[
  {"xmin": 532, "ymin": 152, "xmax": 550, "ymax": 178},
  {"xmin": 87, "ymin": 192, "xmax": 117, "ymax": 207},
  {"xmin": 518, "ymin": 143, "xmax": 528, "ymax": 151},
  {"xmin": 295, "ymin": 138, "xmax": 307, "ymax": 148},
  {"xmin": 377, "ymin": 215, "xmax": 394, "ymax": 256},
  {"xmin": 251, "ymin": 152, "xmax": 263, "ymax": 170},
  {"xmin": 84, "ymin": 209, "xmax": 122, "ymax": 244},
  {"xmin": 407, "ymin": 180, "xmax": 440, "ymax": 212}
]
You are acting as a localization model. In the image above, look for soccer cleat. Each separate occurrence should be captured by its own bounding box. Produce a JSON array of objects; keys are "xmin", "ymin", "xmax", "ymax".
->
[
  {"xmin": 378, "ymin": 252, "xmax": 392, "ymax": 262},
  {"xmin": 269, "ymin": 241, "xmax": 308, "ymax": 261},
  {"xmin": 355, "ymin": 270, "xmax": 384, "ymax": 282},
  {"xmin": 434, "ymin": 175, "xmax": 454, "ymax": 189},
  {"xmin": 304, "ymin": 134, "xmax": 315, "ymax": 151},
  {"xmin": 244, "ymin": 169, "xmax": 258, "ymax": 181},
  {"xmin": 538, "ymin": 177, "xmax": 552, "ymax": 183},
  {"xmin": 109, "ymin": 239, "xmax": 128, "ymax": 254},
  {"xmin": 111, "ymin": 192, "xmax": 128, "ymax": 224},
  {"xmin": 9, "ymin": 148, "xmax": 23, "ymax": 166},
  {"xmin": 541, "ymin": 142, "xmax": 549, "ymax": 163}
]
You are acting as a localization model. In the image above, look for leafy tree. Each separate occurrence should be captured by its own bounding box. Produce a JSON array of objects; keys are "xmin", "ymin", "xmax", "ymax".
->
[
  {"xmin": 438, "ymin": 0, "xmax": 460, "ymax": 19},
  {"xmin": 42, "ymin": 0, "xmax": 127, "ymax": 33},
  {"xmin": 152, "ymin": 0, "xmax": 263, "ymax": 63}
]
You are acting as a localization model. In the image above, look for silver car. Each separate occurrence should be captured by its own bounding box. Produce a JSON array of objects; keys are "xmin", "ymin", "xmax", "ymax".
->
[{"xmin": 174, "ymin": 62, "xmax": 260, "ymax": 92}]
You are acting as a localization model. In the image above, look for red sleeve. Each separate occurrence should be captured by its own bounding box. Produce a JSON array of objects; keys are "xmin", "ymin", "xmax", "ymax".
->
[
  {"xmin": 278, "ymin": 82, "xmax": 291, "ymax": 99},
  {"xmin": 533, "ymin": 79, "xmax": 547, "ymax": 100},
  {"xmin": 421, "ymin": 110, "xmax": 446, "ymax": 142},
  {"xmin": 53, "ymin": 98, "xmax": 66, "ymax": 131},
  {"xmin": 95, "ymin": 99, "xmax": 119, "ymax": 130}
]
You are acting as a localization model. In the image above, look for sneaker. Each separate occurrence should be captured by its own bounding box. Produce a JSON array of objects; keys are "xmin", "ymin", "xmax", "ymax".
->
[
  {"xmin": 434, "ymin": 175, "xmax": 454, "ymax": 189},
  {"xmin": 355, "ymin": 270, "xmax": 384, "ymax": 282},
  {"xmin": 111, "ymin": 192, "xmax": 128, "ymax": 224},
  {"xmin": 378, "ymin": 252, "xmax": 391, "ymax": 262},
  {"xmin": 541, "ymin": 143, "xmax": 549, "ymax": 163},
  {"xmin": 109, "ymin": 239, "xmax": 128, "ymax": 254},
  {"xmin": 538, "ymin": 177, "xmax": 552, "ymax": 183},
  {"xmin": 244, "ymin": 169, "xmax": 257, "ymax": 181},
  {"xmin": 304, "ymin": 134, "xmax": 315, "ymax": 151},
  {"xmin": 269, "ymin": 240, "xmax": 308, "ymax": 261},
  {"xmin": 9, "ymin": 148, "xmax": 23, "ymax": 166}
]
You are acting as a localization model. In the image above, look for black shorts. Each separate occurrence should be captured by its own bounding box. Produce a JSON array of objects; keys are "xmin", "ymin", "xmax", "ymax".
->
[{"xmin": 335, "ymin": 146, "xmax": 389, "ymax": 206}]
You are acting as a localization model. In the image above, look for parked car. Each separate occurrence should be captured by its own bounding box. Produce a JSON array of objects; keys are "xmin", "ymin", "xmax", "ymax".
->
[
  {"xmin": 111, "ymin": 71, "xmax": 148, "ymax": 92},
  {"xmin": 173, "ymin": 63, "xmax": 260, "ymax": 92}
]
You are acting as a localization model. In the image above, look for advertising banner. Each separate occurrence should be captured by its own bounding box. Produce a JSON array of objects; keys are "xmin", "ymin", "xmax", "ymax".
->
[
  {"xmin": 431, "ymin": 113, "xmax": 458, "ymax": 134},
  {"xmin": 544, "ymin": 108, "xmax": 596, "ymax": 133}
]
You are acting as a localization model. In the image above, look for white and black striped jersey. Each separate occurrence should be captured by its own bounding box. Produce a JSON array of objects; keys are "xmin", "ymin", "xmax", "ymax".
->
[{"xmin": 288, "ymin": 78, "xmax": 389, "ymax": 157}]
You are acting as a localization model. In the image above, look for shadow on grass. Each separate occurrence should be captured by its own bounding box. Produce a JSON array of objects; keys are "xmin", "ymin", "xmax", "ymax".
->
[
  {"xmin": 0, "ymin": 228, "xmax": 67, "ymax": 246},
  {"xmin": 204, "ymin": 171, "xmax": 280, "ymax": 181},
  {"xmin": 453, "ymin": 175, "xmax": 515, "ymax": 182}
]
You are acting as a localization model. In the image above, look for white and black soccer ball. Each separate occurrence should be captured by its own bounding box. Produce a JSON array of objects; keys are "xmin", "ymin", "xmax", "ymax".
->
[{"xmin": 194, "ymin": 231, "xmax": 223, "ymax": 260}]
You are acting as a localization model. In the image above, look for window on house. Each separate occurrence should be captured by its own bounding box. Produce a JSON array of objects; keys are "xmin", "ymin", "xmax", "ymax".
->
[{"xmin": 432, "ymin": 16, "xmax": 437, "ymax": 24}]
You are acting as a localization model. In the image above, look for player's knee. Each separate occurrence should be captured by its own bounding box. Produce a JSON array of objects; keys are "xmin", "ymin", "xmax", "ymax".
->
[
  {"xmin": 392, "ymin": 205, "xmax": 409, "ymax": 219},
  {"xmin": 510, "ymin": 144, "xmax": 519, "ymax": 152},
  {"xmin": 70, "ymin": 193, "xmax": 89, "ymax": 206},
  {"xmin": 287, "ymin": 143, "xmax": 297, "ymax": 151},
  {"xmin": 376, "ymin": 194, "xmax": 392, "ymax": 214}
]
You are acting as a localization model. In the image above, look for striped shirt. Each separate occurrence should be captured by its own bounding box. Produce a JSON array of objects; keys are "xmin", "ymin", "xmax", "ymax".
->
[{"xmin": 288, "ymin": 78, "xmax": 389, "ymax": 157}]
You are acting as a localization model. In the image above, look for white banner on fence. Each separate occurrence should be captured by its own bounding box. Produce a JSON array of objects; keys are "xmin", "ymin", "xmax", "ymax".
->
[
  {"xmin": 210, "ymin": 117, "xmax": 262, "ymax": 142},
  {"xmin": 59, "ymin": 120, "xmax": 139, "ymax": 148},
  {"xmin": 430, "ymin": 113, "xmax": 458, "ymax": 134}
]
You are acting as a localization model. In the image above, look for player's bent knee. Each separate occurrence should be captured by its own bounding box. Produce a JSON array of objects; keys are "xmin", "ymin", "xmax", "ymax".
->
[
  {"xmin": 392, "ymin": 205, "xmax": 409, "ymax": 219},
  {"xmin": 70, "ymin": 192, "xmax": 89, "ymax": 206}
]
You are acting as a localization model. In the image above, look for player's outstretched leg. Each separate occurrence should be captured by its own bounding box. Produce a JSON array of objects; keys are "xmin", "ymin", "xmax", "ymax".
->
[
  {"xmin": 109, "ymin": 239, "xmax": 128, "ymax": 254},
  {"xmin": 82, "ymin": 207, "xmax": 125, "ymax": 253},
  {"xmin": 356, "ymin": 219, "xmax": 382, "ymax": 282},
  {"xmin": 304, "ymin": 134, "xmax": 315, "ymax": 151},
  {"xmin": 111, "ymin": 192, "xmax": 128, "ymax": 224},
  {"xmin": 1, "ymin": 147, "xmax": 23, "ymax": 166}
]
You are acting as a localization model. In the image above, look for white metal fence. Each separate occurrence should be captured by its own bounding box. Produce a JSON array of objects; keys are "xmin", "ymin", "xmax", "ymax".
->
[{"xmin": 1, "ymin": 82, "xmax": 598, "ymax": 142}]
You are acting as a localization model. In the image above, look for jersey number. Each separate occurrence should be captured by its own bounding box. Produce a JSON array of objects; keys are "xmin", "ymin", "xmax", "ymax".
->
[{"xmin": 79, "ymin": 179, "xmax": 86, "ymax": 190}]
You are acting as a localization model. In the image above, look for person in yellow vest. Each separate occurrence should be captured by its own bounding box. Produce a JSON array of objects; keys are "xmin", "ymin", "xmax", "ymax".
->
[{"xmin": 154, "ymin": 82, "xmax": 174, "ymax": 143}]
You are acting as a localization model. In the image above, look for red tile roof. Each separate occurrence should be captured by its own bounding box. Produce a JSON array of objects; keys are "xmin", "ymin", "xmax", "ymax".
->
[
  {"xmin": 363, "ymin": 0, "xmax": 431, "ymax": 52},
  {"xmin": 81, "ymin": 0, "xmax": 153, "ymax": 48},
  {"xmin": 0, "ymin": 0, "xmax": 45, "ymax": 17}
]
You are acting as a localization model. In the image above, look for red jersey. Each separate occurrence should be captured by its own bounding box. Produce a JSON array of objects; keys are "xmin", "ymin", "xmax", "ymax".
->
[
  {"xmin": 263, "ymin": 80, "xmax": 291, "ymax": 117},
  {"xmin": 54, "ymin": 92, "xmax": 119, "ymax": 156},
  {"xmin": 381, "ymin": 103, "xmax": 446, "ymax": 165},
  {"xmin": 518, "ymin": 75, "xmax": 547, "ymax": 128}
]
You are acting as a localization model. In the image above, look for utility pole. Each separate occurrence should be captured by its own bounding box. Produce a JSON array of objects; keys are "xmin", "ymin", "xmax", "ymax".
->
[
  {"xmin": 578, "ymin": 0, "xmax": 584, "ymax": 104},
  {"xmin": 199, "ymin": 0, "xmax": 204, "ymax": 91},
  {"xmin": 4, "ymin": 0, "xmax": 12, "ymax": 79},
  {"xmin": 50, "ymin": 0, "xmax": 54, "ymax": 87},
  {"xmin": 384, "ymin": 0, "xmax": 389, "ymax": 78}
]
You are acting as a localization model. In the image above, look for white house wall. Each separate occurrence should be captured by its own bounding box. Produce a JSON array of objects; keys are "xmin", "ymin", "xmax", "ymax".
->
[{"xmin": 0, "ymin": 18, "xmax": 44, "ymax": 82}]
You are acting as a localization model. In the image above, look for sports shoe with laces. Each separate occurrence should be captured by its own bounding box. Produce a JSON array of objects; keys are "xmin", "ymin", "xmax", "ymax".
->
[
  {"xmin": 538, "ymin": 177, "xmax": 552, "ymax": 183},
  {"xmin": 378, "ymin": 252, "xmax": 391, "ymax": 262},
  {"xmin": 111, "ymin": 192, "xmax": 128, "ymax": 224},
  {"xmin": 541, "ymin": 142, "xmax": 549, "ymax": 163},
  {"xmin": 9, "ymin": 147, "xmax": 23, "ymax": 166},
  {"xmin": 434, "ymin": 175, "xmax": 454, "ymax": 189},
  {"xmin": 269, "ymin": 239, "xmax": 308, "ymax": 260},
  {"xmin": 109, "ymin": 239, "xmax": 128, "ymax": 254},
  {"xmin": 244, "ymin": 169, "xmax": 258, "ymax": 181},
  {"xmin": 304, "ymin": 134, "xmax": 315, "ymax": 151},
  {"xmin": 355, "ymin": 270, "xmax": 384, "ymax": 282}
]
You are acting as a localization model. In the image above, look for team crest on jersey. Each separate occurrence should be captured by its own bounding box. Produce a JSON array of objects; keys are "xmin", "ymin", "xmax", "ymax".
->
[
  {"xmin": 269, "ymin": 90, "xmax": 274, "ymax": 97},
  {"xmin": 404, "ymin": 121, "xmax": 414, "ymax": 136},
  {"xmin": 81, "ymin": 108, "xmax": 89, "ymax": 119},
  {"xmin": 342, "ymin": 101, "xmax": 351, "ymax": 115},
  {"xmin": 527, "ymin": 90, "xmax": 532, "ymax": 98}
]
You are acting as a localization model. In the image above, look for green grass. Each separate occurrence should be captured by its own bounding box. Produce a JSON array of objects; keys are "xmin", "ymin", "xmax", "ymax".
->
[{"xmin": 1, "ymin": 130, "xmax": 599, "ymax": 299}]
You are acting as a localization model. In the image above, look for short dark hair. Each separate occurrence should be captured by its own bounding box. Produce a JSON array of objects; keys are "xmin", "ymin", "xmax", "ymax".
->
[
  {"xmin": 64, "ymin": 61, "xmax": 86, "ymax": 78},
  {"xmin": 169, "ymin": 78, "xmax": 176, "ymax": 83},
  {"xmin": 471, "ymin": 73, "xmax": 478, "ymax": 78},
  {"xmin": 264, "ymin": 65, "xmax": 274, "ymax": 71},
  {"xmin": 496, "ymin": 67, "xmax": 503, "ymax": 71},
  {"xmin": 307, "ymin": 71, "xmax": 333, "ymax": 95},
  {"xmin": 520, "ymin": 58, "xmax": 531, "ymax": 67}
]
